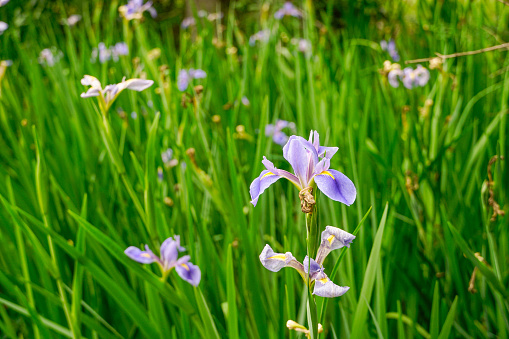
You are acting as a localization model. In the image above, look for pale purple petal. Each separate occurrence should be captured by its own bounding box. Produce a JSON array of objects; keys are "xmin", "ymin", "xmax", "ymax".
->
[
  {"xmin": 125, "ymin": 246, "xmax": 157, "ymax": 264},
  {"xmin": 317, "ymin": 146, "xmax": 338, "ymax": 159},
  {"xmin": 314, "ymin": 169, "xmax": 356, "ymax": 206},
  {"xmin": 249, "ymin": 170, "xmax": 282, "ymax": 206},
  {"xmin": 303, "ymin": 256, "xmax": 322, "ymax": 280},
  {"xmin": 80, "ymin": 88, "xmax": 101, "ymax": 98},
  {"xmin": 259, "ymin": 244, "xmax": 304, "ymax": 276},
  {"xmin": 388, "ymin": 69, "xmax": 402, "ymax": 88},
  {"xmin": 189, "ymin": 69, "xmax": 206, "ymax": 79},
  {"xmin": 283, "ymin": 137, "xmax": 315, "ymax": 186},
  {"xmin": 315, "ymin": 226, "xmax": 355, "ymax": 265},
  {"xmin": 313, "ymin": 274, "xmax": 349, "ymax": 298},
  {"xmin": 177, "ymin": 70, "xmax": 189, "ymax": 91},
  {"xmin": 122, "ymin": 79, "xmax": 154, "ymax": 91},
  {"xmin": 175, "ymin": 261, "xmax": 201, "ymax": 286},
  {"xmin": 160, "ymin": 237, "xmax": 179, "ymax": 267}
]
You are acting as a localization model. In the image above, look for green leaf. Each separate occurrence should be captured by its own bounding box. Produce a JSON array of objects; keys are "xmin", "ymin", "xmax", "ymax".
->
[
  {"xmin": 226, "ymin": 245, "xmax": 239, "ymax": 339},
  {"xmin": 437, "ymin": 296, "xmax": 458, "ymax": 339},
  {"xmin": 194, "ymin": 287, "xmax": 221, "ymax": 339}
]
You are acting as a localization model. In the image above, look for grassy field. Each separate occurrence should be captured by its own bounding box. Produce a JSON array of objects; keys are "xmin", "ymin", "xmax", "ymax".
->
[{"xmin": 0, "ymin": 0, "xmax": 508, "ymax": 338}]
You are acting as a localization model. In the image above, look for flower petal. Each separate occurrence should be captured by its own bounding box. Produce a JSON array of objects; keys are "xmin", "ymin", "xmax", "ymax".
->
[
  {"xmin": 121, "ymin": 78, "xmax": 154, "ymax": 92},
  {"xmin": 160, "ymin": 237, "xmax": 179, "ymax": 267},
  {"xmin": 249, "ymin": 170, "xmax": 282, "ymax": 206},
  {"xmin": 313, "ymin": 274, "xmax": 349, "ymax": 298},
  {"xmin": 314, "ymin": 169, "xmax": 356, "ymax": 206},
  {"xmin": 175, "ymin": 261, "xmax": 201, "ymax": 286},
  {"xmin": 80, "ymin": 88, "xmax": 101, "ymax": 98},
  {"xmin": 259, "ymin": 244, "xmax": 304, "ymax": 276},
  {"xmin": 315, "ymin": 226, "xmax": 355, "ymax": 265},
  {"xmin": 282, "ymin": 136, "xmax": 317, "ymax": 186},
  {"xmin": 125, "ymin": 246, "xmax": 157, "ymax": 264}
]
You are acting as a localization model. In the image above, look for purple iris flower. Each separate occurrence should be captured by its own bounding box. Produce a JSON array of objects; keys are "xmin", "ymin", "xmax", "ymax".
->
[
  {"xmin": 125, "ymin": 235, "xmax": 201, "ymax": 286},
  {"xmin": 380, "ymin": 39, "xmax": 400, "ymax": 62},
  {"xmin": 119, "ymin": 0, "xmax": 157, "ymax": 20},
  {"xmin": 265, "ymin": 120, "xmax": 295, "ymax": 146},
  {"xmin": 388, "ymin": 68, "xmax": 403, "ymax": 88},
  {"xmin": 401, "ymin": 65, "xmax": 430, "ymax": 89},
  {"xmin": 249, "ymin": 29, "xmax": 270, "ymax": 46},
  {"xmin": 274, "ymin": 2, "xmax": 302, "ymax": 19},
  {"xmin": 177, "ymin": 68, "xmax": 207, "ymax": 91},
  {"xmin": 250, "ymin": 131, "xmax": 356, "ymax": 206},
  {"xmin": 112, "ymin": 42, "xmax": 129, "ymax": 61},
  {"xmin": 181, "ymin": 17, "xmax": 196, "ymax": 29},
  {"xmin": 260, "ymin": 226, "xmax": 354, "ymax": 298},
  {"xmin": 38, "ymin": 48, "xmax": 63, "ymax": 67}
]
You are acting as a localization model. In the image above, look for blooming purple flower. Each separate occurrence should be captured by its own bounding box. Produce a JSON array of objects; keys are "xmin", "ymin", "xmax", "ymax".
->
[
  {"xmin": 380, "ymin": 39, "xmax": 400, "ymax": 62},
  {"xmin": 249, "ymin": 29, "xmax": 270, "ymax": 46},
  {"xmin": 112, "ymin": 42, "xmax": 129, "ymax": 61},
  {"xmin": 0, "ymin": 21, "xmax": 8, "ymax": 35},
  {"xmin": 260, "ymin": 226, "xmax": 354, "ymax": 297},
  {"xmin": 161, "ymin": 148, "xmax": 173, "ymax": 164},
  {"xmin": 177, "ymin": 68, "xmax": 206, "ymax": 91},
  {"xmin": 241, "ymin": 96, "xmax": 250, "ymax": 106},
  {"xmin": 119, "ymin": 0, "xmax": 157, "ymax": 20},
  {"xmin": 91, "ymin": 42, "xmax": 128, "ymax": 64},
  {"xmin": 274, "ymin": 2, "xmax": 301, "ymax": 19},
  {"xmin": 181, "ymin": 17, "xmax": 196, "ymax": 29},
  {"xmin": 401, "ymin": 65, "xmax": 430, "ymax": 89},
  {"xmin": 265, "ymin": 120, "xmax": 295, "ymax": 146},
  {"xmin": 125, "ymin": 235, "xmax": 201, "ymax": 286},
  {"xmin": 250, "ymin": 131, "xmax": 356, "ymax": 206},
  {"xmin": 0, "ymin": 0, "xmax": 9, "ymax": 7},
  {"xmin": 81, "ymin": 75, "xmax": 154, "ymax": 111},
  {"xmin": 388, "ymin": 68, "xmax": 403, "ymax": 88}
]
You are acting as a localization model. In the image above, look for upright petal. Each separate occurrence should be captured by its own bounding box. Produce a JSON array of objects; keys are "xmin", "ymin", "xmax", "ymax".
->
[
  {"xmin": 317, "ymin": 146, "xmax": 338, "ymax": 159},
  {"xmin": 160, "ymin": 237, "xmax": 179, "ymax": 268},
  {"xmin": 314, "ymin": 169, "xmax": 356, "ymax": 205},
  {"xmin": 315, "ymin": 226, "xmax": 355, "ymax": 265},
  {"xmin": 81, "ymin": 75, "xmax": 102, "ymax": 89},
  {"xmin": 313, "ymin": 273, "xmax": 349, "ymax": 298},
  {"xmin": 249, "ymin": 170, "xmax": 282, "ymax": 206},
  {"xmin": 283, "ymin": 137, "xmax": 317, "ymax": 186},
  {"xmin": 303, "ymin": 256, "xmax": 323, "ymax": 280},
  {"xmin": 175, "ymin": 261, "xmax": 201, "ymax": 286},
  {"xmin": 125, "ymin": 245, "xmax": 158, "ymax": 264}
]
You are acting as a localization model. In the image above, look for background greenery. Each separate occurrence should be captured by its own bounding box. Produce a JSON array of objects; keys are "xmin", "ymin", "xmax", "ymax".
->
[{"xmin": 0, "ymin": 0, "xmax": 507, "ymax": 338}]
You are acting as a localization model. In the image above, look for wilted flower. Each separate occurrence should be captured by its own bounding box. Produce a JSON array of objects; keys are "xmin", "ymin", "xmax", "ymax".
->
[
  {"xmin": 119, "ymin": 0, "xmax": 157, "ymax": 20},
  {"xmin": 125, "ymin": 235, "xmax": 201, "ymax": 286},
  {"xmin": 249, "ymin": 29, "xmax": 270, "ymax": 46},
  {"xmin": 250, "ymin": 131, "xmax": 357, "ymax": 206},
  {"xmin": 265, "ymin": 120, "xmax": 295, "ymax": 146},
  {"xmin": 0, "ymin": 21, "xmax": 8, "ymax": 35},
  {"xmin": 380, "ymin": 39, "xmax": 400, "ymax": 62},
  {"xmin": 181, "ymin": 17, "xmax": 196, "ymax": 29},
  {"xmin": 274, "ymin": 2, "xmax": 301, "ymax": 19},
  {"xmin": 38, "ymin": 48, "xmax": 63, "ymax": 67},
  {"xmin": 61, "ymin": 14, "xmax": 81, "ymax": 26},
  {"xmin": 80, "ymin": 75, "xmax": 154, "ymax": 111},
  {"xmin": 177, "ymin": 68, "xmax": 206, "ymax": 91},
  {"xmin": 260, "ymin": 226, "xmax": 354, "ymax": 297}
]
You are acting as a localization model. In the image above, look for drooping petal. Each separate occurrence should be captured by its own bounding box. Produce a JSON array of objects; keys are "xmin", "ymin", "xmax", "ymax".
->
[
  {"xmin": 249, "ymin": 170, "xmax": 282, "ymax": 206},
  {"xmin": 175, "ymin": 261, "xmax": 201, "ymax": 286},
  {"xmin": 259, "ymin": 244, "xmax": 304, "ymax": 276},
  {"xmin": 314, "ymin": 169, "xmax": 356, "ymax": 206},
  {"xmin": 315, "ymin": 226, "xmax": 356, "ymax": 265},
  {"xmin": 125, "ymin": 245, "xmax": 157, "ymax": 264},
  {"xmin": 80, "ymin": 88, "xmax": 101, "ymax": 98},
  {"xmin": 313, "ymin": 273, "xmax": 349, "ymax": 298},
  {"xmin": 160, "ymin": 237, "xmax": 179, "ymax": 268},
  {"xmin": 120, "ymin": 78, "xmax": 154, "ymax": 92}
]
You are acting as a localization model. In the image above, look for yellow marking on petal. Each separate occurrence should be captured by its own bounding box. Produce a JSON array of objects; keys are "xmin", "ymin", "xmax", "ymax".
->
[
  {"xmin": 320, "ymin": 171, "xmax": 335, "ymax": 180},
  {"xmin": 261, "ymin": 172, "xmax": 276, "ymax": 179},
  {"xmin": 319, "ymin": 278, "xmax": 329, "ymax": 284},
  {"xmin": 327, "ymin": 235, "xmax": 335, "ymax": 244},
  {"xmin": 141, "ymin": 253, "xmax": 152, "ymax": 258},
  {"xmin": 181, "ymin": 263, "xmax": 190, "ymax": 271},
  {"xmin": 268, "ymin": 254, "xmax": 286, "ymax": 261}
]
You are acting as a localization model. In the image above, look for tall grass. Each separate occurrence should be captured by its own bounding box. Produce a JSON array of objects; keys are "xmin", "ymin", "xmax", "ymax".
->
[{"xmin": 0, "ymin": 0, "xmax": 507, "ymax": 338}]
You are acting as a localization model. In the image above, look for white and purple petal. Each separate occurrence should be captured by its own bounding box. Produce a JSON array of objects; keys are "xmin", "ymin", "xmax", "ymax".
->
[
  {"xmin": 314, "ymin": 169, "xmax": 356, "ymax": 206},
  {"xmin": 315, "ymin": 226, "xmax": 356, "ymax": 265},
  {"xmin": 313, "ymin": 274, "xmax": 349, "ymax": 298},
  {"xmin": 125, "ymin": 245, "xmax": 158, "ymax": 264},
  {"xmin": 259, "ymin": 244, "xmax": 304, "ymax": 276},
  {"xmin": 249, "ymin": 170, "xmax": 282, "ymax": 206}
]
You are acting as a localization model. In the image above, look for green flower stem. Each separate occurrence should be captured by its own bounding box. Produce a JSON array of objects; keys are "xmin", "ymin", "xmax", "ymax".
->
[{"xmin": 306, "ymin": 204, "xmax": 319, "ymax": 339}]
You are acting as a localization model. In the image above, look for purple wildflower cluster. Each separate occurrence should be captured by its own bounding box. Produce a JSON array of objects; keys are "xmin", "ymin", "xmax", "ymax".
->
[
  {"xmin": 249, "ymin": 29, "xmax": 271, "ymax": 46},
  {"xmin": 274, "ymin": 2, "xmax": 301, "ymax": 19},
  {"xmin": 380, "ymin": 39, "xmax": 400, "ymax": 61},
  {"xmin": 119, "ymin": 0, "xmax": 157, "ymax": 20},
  {"xmin": 91, "ymin": 42, "xmax": 129, "ymax": 64},
  {"xmin": 265, "ymin": 120, "xmax": 296, "ymax": 146},
  {"xmin": 177, "ymin": 68, "xmax": 206, "ymax": 91},
  {"xmin": 389, "ymin": 64, "xmax": 430, "ymax": 89}
]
